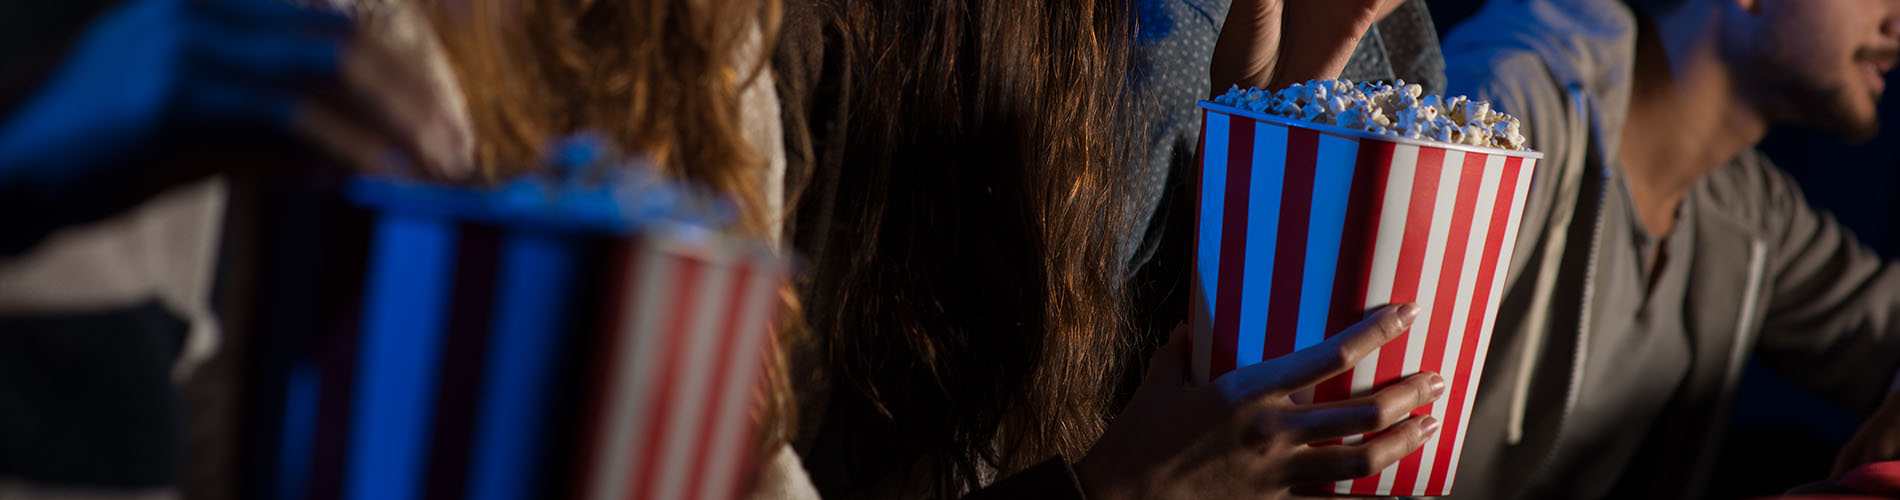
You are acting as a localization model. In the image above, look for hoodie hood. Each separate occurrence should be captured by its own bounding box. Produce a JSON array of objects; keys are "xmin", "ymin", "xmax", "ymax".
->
[{"xmin": 1443, "ymin": 0, "xmax": 1638, "ymax": 159}]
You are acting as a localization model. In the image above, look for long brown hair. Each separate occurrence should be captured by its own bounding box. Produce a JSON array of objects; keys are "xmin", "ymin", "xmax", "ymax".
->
[
  {"xmin": 419, "ymin": 0, "xmax": 801, "ymax": 457},
  {"xmin": 423, "ymin": 0, "xmax": 781, "ymax": 237},
  {"xmin": 782, "ymin": 0, "xmax": 1142, "ymax": 495}
]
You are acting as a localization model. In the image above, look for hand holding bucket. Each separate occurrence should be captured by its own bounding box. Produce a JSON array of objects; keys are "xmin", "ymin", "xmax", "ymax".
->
[{"xmin": 1191, "ymin": 98, "xmax": 1541, "ymax": 496}]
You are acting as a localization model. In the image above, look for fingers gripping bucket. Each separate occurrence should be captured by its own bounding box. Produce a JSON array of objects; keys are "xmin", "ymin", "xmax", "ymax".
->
[{"xmin": 1189, "ymin": 101, "xmax": 1540, "ymax": 496}]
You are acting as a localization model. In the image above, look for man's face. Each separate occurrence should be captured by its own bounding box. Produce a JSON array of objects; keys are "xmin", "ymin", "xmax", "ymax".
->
[{"xmin": 1734, "ymin": 0, "xmax": 1900, "ymax": 142}]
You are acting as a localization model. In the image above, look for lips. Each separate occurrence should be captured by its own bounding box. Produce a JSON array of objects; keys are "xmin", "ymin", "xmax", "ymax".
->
[
  {"xmin": 1856, "ymin": 47, "xmax": 1899, "ymax": 96},
  {"xmin": 1863, "ymin": 60, "xmax": 1888, "ymax": 95}
]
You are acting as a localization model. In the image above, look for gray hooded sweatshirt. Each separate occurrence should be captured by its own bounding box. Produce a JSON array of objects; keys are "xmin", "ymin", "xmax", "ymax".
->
[{"xmin": 1441, "ymin": 0, "xmax": 1900, "ymax": 498}]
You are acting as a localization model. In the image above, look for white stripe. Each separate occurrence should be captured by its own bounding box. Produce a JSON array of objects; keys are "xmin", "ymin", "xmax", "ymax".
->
[
  {"xmin": 590, "ymin": 245, "xmax": 678, "ymax": 500},
  {"xmin": 1192, "ymin": 113, "xmax": 1231, "ymax": 386},
  {"xmin": 652, "ymin": 257, "xmax": 739, "ymax": 500},
  {"xmin": 1293, "ymin": 134, "xmax": 1361, "ymax": 352},
  {"xmin": 1235, "ymin": 123, "xmax": 1289, "ymax": 368},
  {"xmin": 1411, "ymin": 153, "xmax": 1503, "ymax": 495},
  {"xmin": 1374, "ymin": 147, "xmax": 1464, "ymax": 494},
  {"xmin": 1334, "ymin": 143, "xmax": 1419, "ymax": 494},
  {"xmin": 703, "ymin": 262, "xmax": 785, "ymax": 500},
  {"xmin": 1444, "ymin": 156, "xmax": 1537, "ymax": 490},
  {"xmin": 1370, "ymin": 456, "xmax": 1404, "ymax": 496}
]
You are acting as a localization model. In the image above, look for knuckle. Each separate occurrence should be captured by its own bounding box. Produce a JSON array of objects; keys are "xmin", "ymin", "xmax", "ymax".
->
[
  {"xmin": 1415, "ymin": 376, "xmax": 1437, "ymax": 403},
  {"xmin": 1240, "ymin": 417, "xmax": 1268, "ymax": 449},
  {"xmin": 1250, "ymin": 413, "xmax": 1284, "ymax": 448},
  {"xmin": 1323, "ymin": 347, "xmax": 1356, "ymax": 373},
  {"xmin": 1414, "ymin": 419, "xmax": 1436, "ymax": 442},
  {"xmin": 1260, "ymin": 411, "xmax": 1290, "ymax": 434},
  {"xmin": 1372, "ymin": 397, "xmax": 1404, "ymax": 425},
  {"xmin": 1215, "ymin": 379, "xmax": 1251, "ymax": 409},
  {"xmin": 1381, "ymin": 308, "xmax": 1406, "ymax": 335},
  {"xmin": 1342, "ymin": 451, "xmax": 1377, "ymax": 478},
  {"xmin": 1350, "ymin": 405, "xmax": 1385, "ymax": 431},
  {"xmin": 1252, "ymin": 410, "xmax": 1304, "ymax": 451}
]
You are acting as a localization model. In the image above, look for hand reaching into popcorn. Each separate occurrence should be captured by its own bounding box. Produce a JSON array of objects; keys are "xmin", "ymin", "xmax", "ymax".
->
[
  {"xmin": 0, "ymin": 0, "xmax": 473, "ymax": 247},
  {"xmin": 1209, "ymin": 0, "xmax": 1407, "ymax": 98}
]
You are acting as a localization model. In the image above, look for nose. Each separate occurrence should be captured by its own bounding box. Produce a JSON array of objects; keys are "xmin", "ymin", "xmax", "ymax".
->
[{"xmin": 1885, "ymin": 0, "xmax": 1900, "ymax": 41}]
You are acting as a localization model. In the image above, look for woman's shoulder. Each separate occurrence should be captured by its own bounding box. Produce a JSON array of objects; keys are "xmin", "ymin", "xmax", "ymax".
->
[{"xmin": 750, "ymin": 445, "xmax": 822, "ymax": 500}]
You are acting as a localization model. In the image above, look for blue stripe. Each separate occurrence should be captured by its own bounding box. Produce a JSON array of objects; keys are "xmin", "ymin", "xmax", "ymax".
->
[
  {"xmin": 1293, "ymin": 135, "xmax": 1361, "ymax": 351},
  {"xmin": 276, "ymin": 364, "xmax": 319, "ymax": 500},
  {"xmin": 347, "ymin": 215, "xmax": 457, "ymax": 500},
  {"xmin": 1196, "ymin": 113, "xmax": 1229, "ymax": 326},
  {"xmin": 467, "ymin": 231, "xmax": 581, "ymax": 500},
  {"xmin": 1235, "ymin": 124, "xmax": 1287, "ymax": 367}
]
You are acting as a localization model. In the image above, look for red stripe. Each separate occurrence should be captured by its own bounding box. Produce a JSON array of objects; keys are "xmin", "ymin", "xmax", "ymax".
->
[
  {"xmin": 1212, "ymin": 114, "xmax": 1256, "ymax": 379},
  {"xmin": 683, "ymin": 265, "xmax": 757, "ymax": 500},
  {"xmin": 1262, "ymin": 128, "xmax": 1319, "ymax": 361},
  {"xmin": 727, "ymin": 434, "xmax": 761, "ymax": 500},
  {"xmin": 1191, "ymin": 109, "xmax": 1208, "ymax": 376},
  {"xmin": 629, "ymin": 256, "xmax": 705, "ymax": 500},
  {"xmin": 1425, "ymin": 156, "xmax": 1525, "ymax": 494},
  {"xmin": 1389, "ymin": 151, "xmax": 1487, "ymax": 493},
  {"xmin": 730, "ymin": 276, "xmax": 786, "ymax": 499},
  {"xmin": 1315, "ymin": 139, "xmax": 1395, "ymax": 442},
  {"xmin": 1347, "ymin": 145, "xmax": 1444, "ymax": 493},
  {"xmin": 577, "ymin": 241, "xmax": 640, "ymax": 498}
]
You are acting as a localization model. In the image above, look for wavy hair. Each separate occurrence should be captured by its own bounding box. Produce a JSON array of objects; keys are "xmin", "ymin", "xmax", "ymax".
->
[
  {"xmin": 420, "ymin": 0, "xmax": 800, "ymax": 460},
  {"xmin": 783, "ymin": 0, "xmax": 1143, "ymax": 495}
]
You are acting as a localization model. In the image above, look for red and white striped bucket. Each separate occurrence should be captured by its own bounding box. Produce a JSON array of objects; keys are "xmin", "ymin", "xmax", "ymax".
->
[
  {"xmin": 579, "ymin": 228, "xmax": 787, "ymax": 500},
  {"xmin": 1190, "ymin": 101, "xmax": 1539, "ymax": 496}
]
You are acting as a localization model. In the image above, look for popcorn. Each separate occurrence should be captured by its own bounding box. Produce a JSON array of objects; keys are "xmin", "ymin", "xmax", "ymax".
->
[{"xmin": 1212, "ymin": 79, "xmax": 1533, "ymax": 151}]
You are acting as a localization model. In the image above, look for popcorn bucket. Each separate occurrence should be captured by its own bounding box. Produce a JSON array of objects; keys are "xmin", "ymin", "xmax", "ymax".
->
[
  {"xmin": 259, "ymin": 160, "xmax": 784, "ymax": 500},
  {"xmin": 1190, "ymin": 100, "xmax": 1540, "ymax": 496},
  {"xmin": 575, "ymin": 231, "xmax": 786, "ymax": 500}
]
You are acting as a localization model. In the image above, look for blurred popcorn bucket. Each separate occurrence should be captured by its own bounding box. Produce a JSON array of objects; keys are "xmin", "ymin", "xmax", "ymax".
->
[
  {"xmin": 576, "ymin": 229, "xmax": 786, "ymax": 500},
  {"xmin": 331, "ymin": 174, "xmax": 784, "ymax": 500},
  {"xmin": 1190, "ymin": 101, "xmax": 1540, "ymax": 496}
]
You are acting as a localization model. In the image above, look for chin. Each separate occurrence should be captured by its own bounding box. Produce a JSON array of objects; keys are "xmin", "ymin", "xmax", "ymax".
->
[
  {"xmin": 1826, "ymin": 108, "xmax": 1881, "ymax": 143},
  {"xmin": 1787, "ymin": 83, "xmax": 1883, "ymax": 143},
  {"xmin": 1842, "ymin": 119, "xmax": 1881, "ymax": 143},
  {"xmin": 1842, "ymin": 92, "xmax": 1882, "ymax": 143}
]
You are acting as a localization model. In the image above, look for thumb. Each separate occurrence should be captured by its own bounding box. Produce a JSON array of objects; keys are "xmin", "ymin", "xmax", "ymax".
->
[{"xmin": 1146, "ymin": 323, "xmax": 1193, "ymax": 387}]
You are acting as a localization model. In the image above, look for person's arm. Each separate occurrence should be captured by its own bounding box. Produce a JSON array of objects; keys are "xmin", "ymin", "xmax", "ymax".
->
[
  {"xmin": 0, "ymin": 0, "xmax": 470, "ymax": 256},
  {"xmin": 1746, "ymin": 155, "xmax": 1900, "ymax": 415},
  {"xmin": 1728, "ymin": 154, "xmax": 1900, "ymax": 474}
]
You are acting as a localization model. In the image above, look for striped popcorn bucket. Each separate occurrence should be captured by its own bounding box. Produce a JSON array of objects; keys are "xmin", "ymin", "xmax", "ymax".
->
[
  {"xmin": 313, "ymin": 172, "xmax": 783, "ymax": 500},
  {"xmin": 577, "ymin": 231, "xmax": 786, "ymax": 500},
  {"xmin": 1190, "ymin": 101, "xmax": 1540, "ymax": 496}
]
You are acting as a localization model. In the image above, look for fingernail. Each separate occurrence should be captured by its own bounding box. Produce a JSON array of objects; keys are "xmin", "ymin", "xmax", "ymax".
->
[
  {"xmin": 1428, "ymin": 373, "xmax": 1447, "ymax": 397},
  {"xmin": 1397, "ymin": 303, "xmax": 1421, "ymax": 324},
  {"xmin": 1422, "ymin": 416, "xmax": 1441, "ymax": 435}
]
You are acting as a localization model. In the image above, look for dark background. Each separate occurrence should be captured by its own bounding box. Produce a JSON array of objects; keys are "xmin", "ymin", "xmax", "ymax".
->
[{"xmin": 1430, "ymin": 1, "xmax": 1900, "ymax": 497}]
